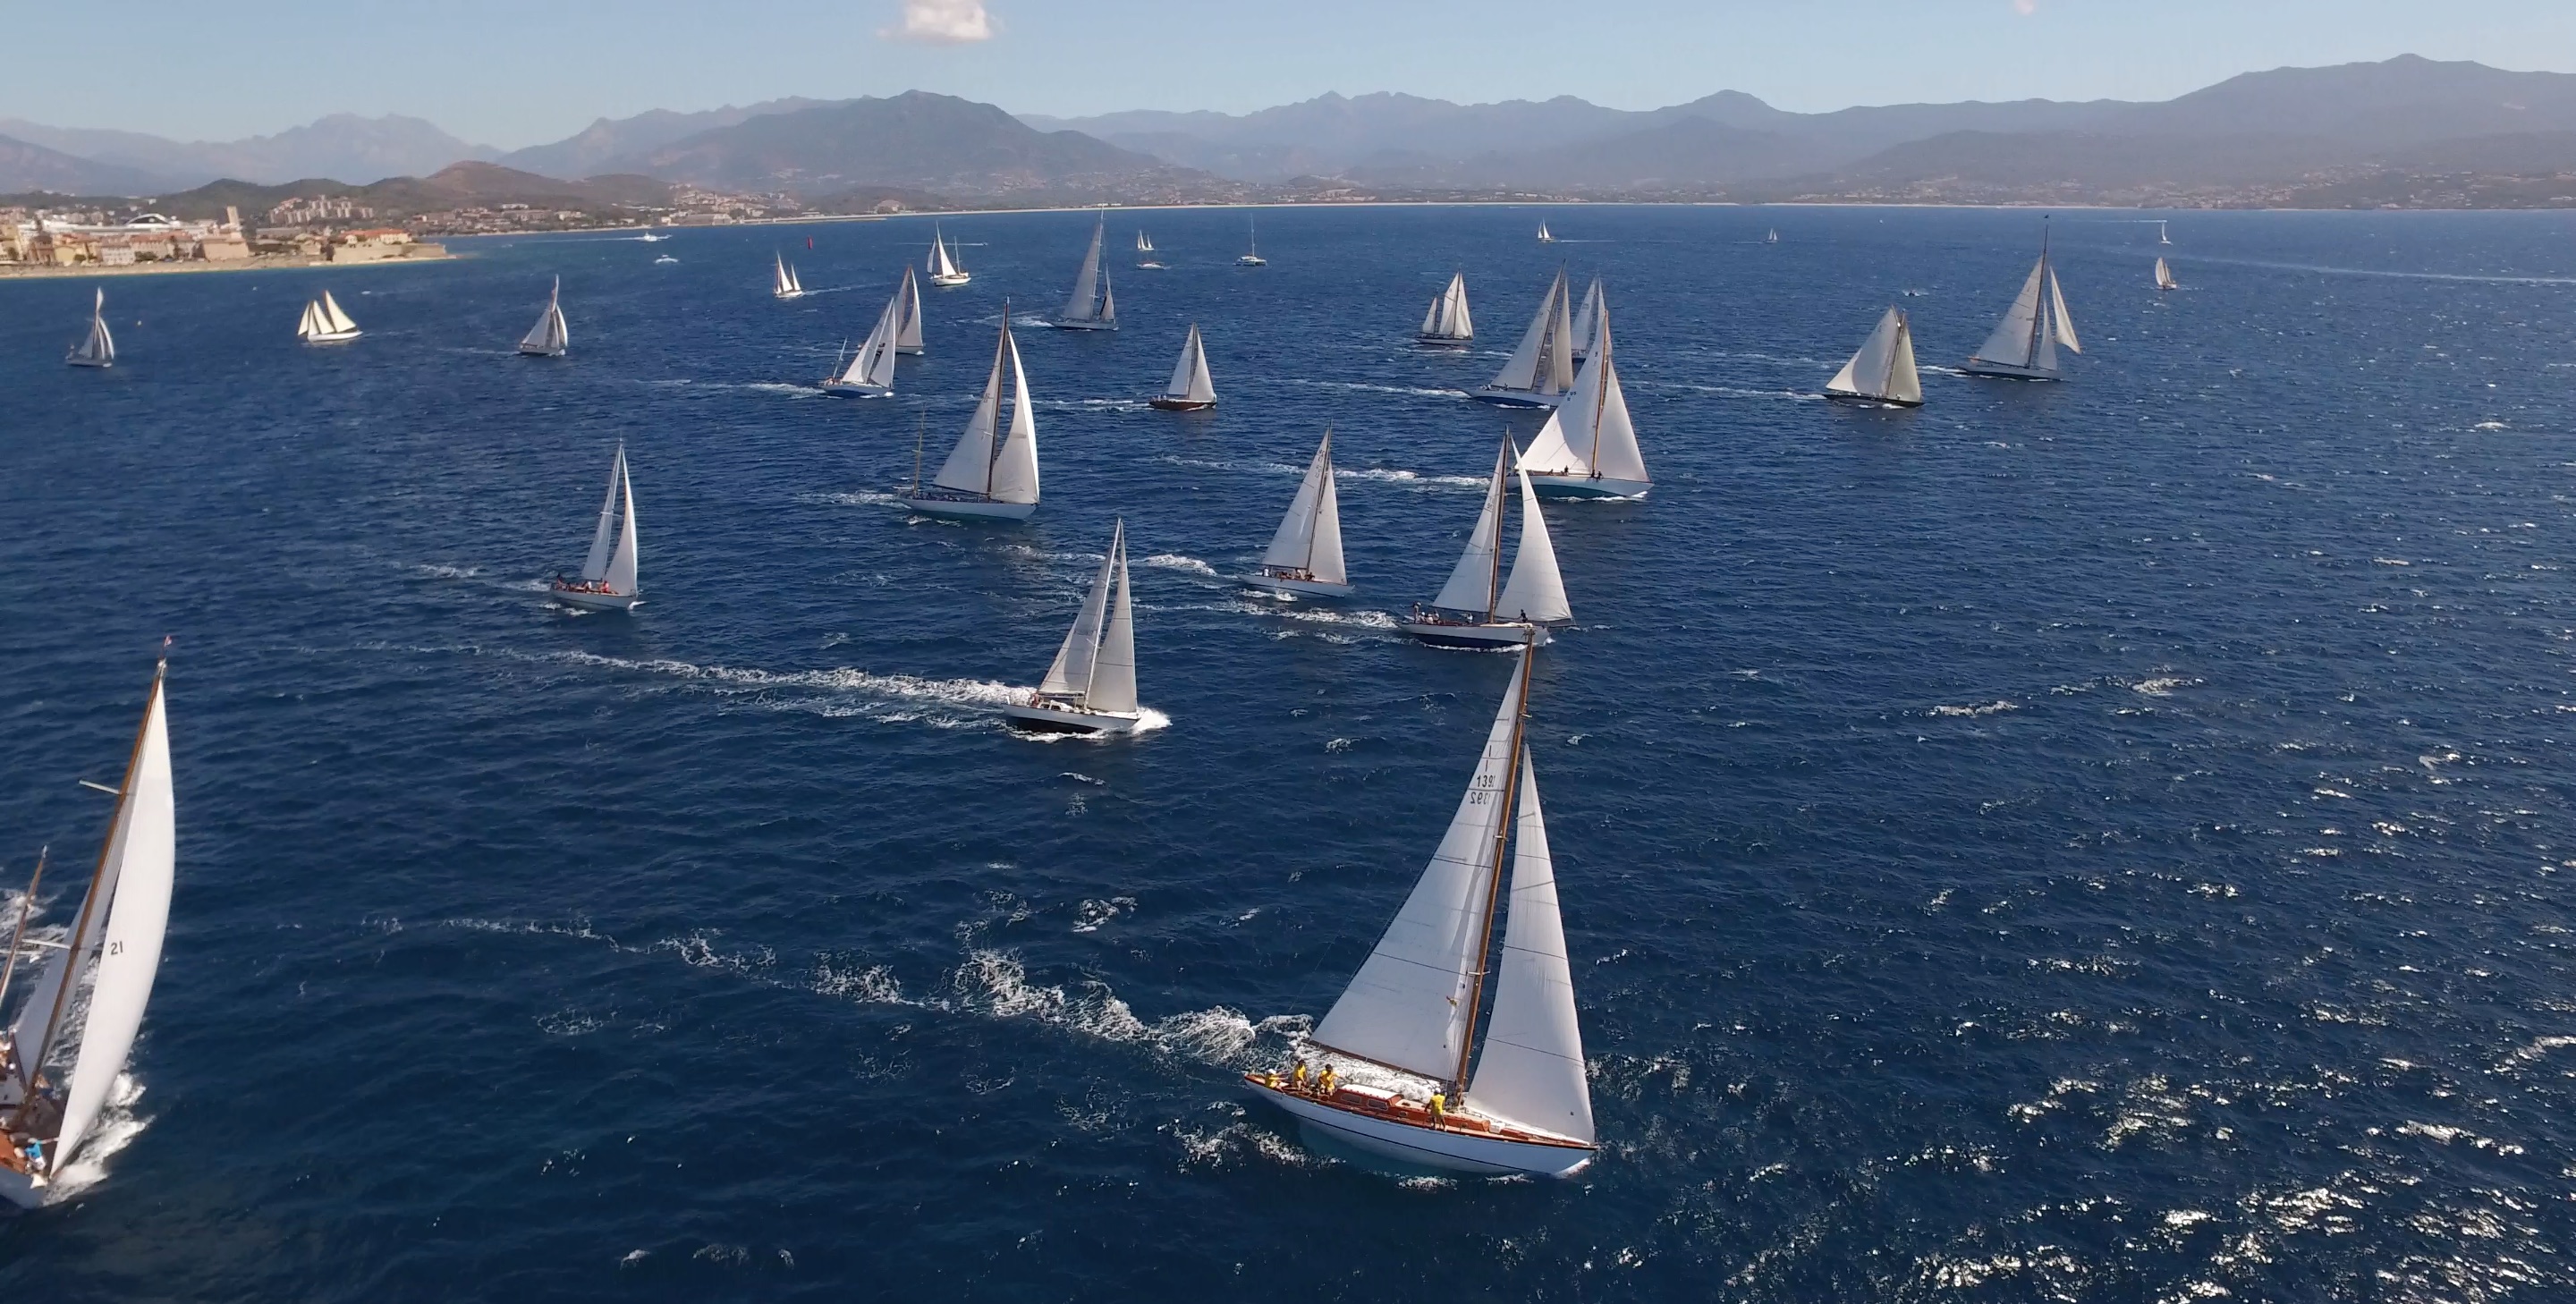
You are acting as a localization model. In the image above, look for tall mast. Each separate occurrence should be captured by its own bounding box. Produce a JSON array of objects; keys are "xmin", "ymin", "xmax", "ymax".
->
[
  {"xmin": 1585, "ymin": 316, "xmax": 1612, "ymax": 473},
  {"xmin": 2032, "ymin": 217, "xmax": 2052, "ymax": 364},
  {"xmin": 985, "ymin": 306, "xmax": 1013, "ymax": 498},
  {"xmin": 0, "ymin": 849, "xmax": 47, "ymax": 1044},
  {"xmin": 1450, "ymin": 647, "xmax": 1538, "ymax": 1101},
  {"xmin": 1486, "ymin": 432, "xmax": 1510, "ymax": 618},
  {"xmin": 1304, "ymin": 428, "xmax": 1331, "ymax": 572}
]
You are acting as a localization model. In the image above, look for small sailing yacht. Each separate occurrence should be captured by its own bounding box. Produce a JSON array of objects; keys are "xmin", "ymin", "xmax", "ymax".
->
[
  {"xmin": 902, "ymin": 311, "xmax": 1040, "ymax": 521},
  {"xmin": 773, "ymin": 251, "xmax": 808, "ymax": 300},
  {"xmin": 928, "ymin": 224, "xmax": 970, "ymax": 287},
  {"xmin": 1825, "ymin": 307, "xmax": 1923, "ymax": 408},
  {"xmin": 1247, "ymin": 648, "xmax": 1596, "ymax": 1178},
  {"xmin": 2157, "ymin": 220, "xmax": 2172, "ymax": 246},
  {"xmin": 1417, "ymin": 272, "xmax": 1473, "ymax": 346},
  {"xmin": 1961, "ymin": 223, "xmax": 2080, "ymax": 382},
  {"xmin": 1567, "ymin": 276, "xmax": 1605, "ymax": 362},
  {"xmin": 1536, "ymin": 219, "xmax": 1555, "ymax": 244},
  {"xmin": 1135, "ymin": 230, "xmax": 1164, "ymax": 270},
  {"xmin": 550, "ymin": 444, "xmax": 641, "ymax": 611},
  {"xmin": 1243, "ymin": 429, "xmax": 1351, "ymax": 598},
  {"xmin": 1474, "ymin": 269, "xmax": 1578, "ymax": 408},
  {"xmin": 1004, "ymin": 519, "xmax": 1142, "ymax": 735},
  {"xmin": 296, "ymin": 289, "xmax": 361, "ymax": 344},
  {"xmin": 1766, "ymin": 227, "xmax": 1780, "ymax": 244},
  {"xmin": 1521, "ymin": 304, "xmax": 1650, "ymax": 498},
  {"xmin": 0, "ymin": 655, "xmax": 178, "ymax": 1208},
  {"xmin": 894, "ymin": 264, "xmax": 925, "ymax": 355},
  {"xmin": 65, "ymin": 289, "xmax": 114, "ymax": 368},
  {"xmin": 2154, "ymin": 258, "xmax": 2179, "ymax": 292},
  {"xmin": 1148, "ymin": 323, "xmax": 1217, "ymax": 411},
  {"xmin": 821, "ymin": 283, "xmax": 902, "ymax": 397},
  {"xmin": 1055, "ymin": 213, "xmax": 1118, "ymax": 330},
  {"xmin": 1236, "ymin": 216, "xmax": 1266, "ymax": 267},
  {"xmin": 1402, "ymin": 437, "xmax": 1572, "ymax": 648},
  {"xmin": 518, "ymin": 277, "xmax": 569, "ymax": 358}
]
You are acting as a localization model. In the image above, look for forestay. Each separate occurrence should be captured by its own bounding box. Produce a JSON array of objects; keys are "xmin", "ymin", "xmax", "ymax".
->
[
  {"xmin": 1487, "ymin": 270, "xmax": 1574, "ymax": 395},
  {"xmin": 1465, "ymin": 754, "xmax": 1593, "ymax": 1142},
  {"xmin": 1493, "ymin": 468, "xmax": 1572, "ymax": 625},
  {"xmin": 1263, "ymin": 430, "xmax": 1345, "ymax": 585}
]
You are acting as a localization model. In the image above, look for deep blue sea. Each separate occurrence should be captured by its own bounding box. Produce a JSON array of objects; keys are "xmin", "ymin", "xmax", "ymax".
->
[{"xmin": 4, "ymin": 202, "xmax": 2576, "ymax": 1301}]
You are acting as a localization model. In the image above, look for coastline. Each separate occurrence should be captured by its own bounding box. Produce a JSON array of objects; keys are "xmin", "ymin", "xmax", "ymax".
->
[{"xmin": 0, "ymin": 249, "xmax": 460, "ymax": 282}]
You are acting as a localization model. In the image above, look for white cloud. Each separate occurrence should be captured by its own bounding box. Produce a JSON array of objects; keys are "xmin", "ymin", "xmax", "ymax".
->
[
  {"xmin": 882, "ymin": 0, "xmax": 996, "ymax": 43},
  {"xmin": 2012, "ymin": 0, "xmax": 2038, "ymax": 13}
]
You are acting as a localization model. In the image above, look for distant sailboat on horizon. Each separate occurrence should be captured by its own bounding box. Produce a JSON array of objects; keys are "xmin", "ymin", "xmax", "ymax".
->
[
  {"xmin": 1148, "ymin": 323, "xmax": 1217, "ymax": 411},
  {"xmin": 1961, "ymin": 222, "xmax": 2080, "ymax": 382},
  {"xmin": 928, "ymin": 224, "xmax": 970, "ymax": 286},
  {"xmin": 1824, "ymin": 307, "xmax": 1924, "ymax": 408},
  {"xmin": 2155, "ymin": 258, "xmax": 2179, "ymax": 292},
  {"xmin": 517, "ymin": 277, "xmax": 569, "ymax": 358},
  {"xmin": 296, "ymin": 289, "xmax": 361, "ymax": 344},
  {"xmin": 1766, "ymin": 227, "xmax": 1780, "ymax": 244},
  {"xmin": 1418, "ymin": 271, "xmax": 1473, "ymax": 346},
  {"xmin": 773, "ymin": 251, "xmax": 807, "ymax": 300},
  {"xmin": 1243, "ymin": 428, "xmax": 1352, "ymax": 599},
  {"xmin": 903, "ymin": 310, "xmax": 1040, "ymax": 521},
  {"xmin": 1521, "ymin": 302, "xmax": 1649, "ymax": 498},
  {"xmin": 550, "ymin": 443, "xmax": 641, "ymax": 612},
  {"xmin": 2157, "ymin": 219, "xmax": 2172, "ymax": 245},
  {"xmin": 1402, "ymin": 436, "xmax": 1573, "ymax": 648},
  {"xmin": 1135, "ymin": 230, "xmax": 1164, "ymax": 269},
  {"xmin": 1055, "ymin": 213, "xmax": 1118, "ymax": 330},
  {"xmin": 1474, "ymin": 269, "xmax": 1577, "ymax": 408},
  {"xmin": 1237, "ymin": 216, "xmax": 1267, "ymax": 267},
  {"xmin": 1536, "ymin": 219, "xmax": 1555, "ymax": 244},
  {"xmin": 65, "ymin": 288, "xmax": 114, "ymax": 368},
  {"xmin": 1004, "ymin": 518, "xmax": 1144, "ymax": 736}
]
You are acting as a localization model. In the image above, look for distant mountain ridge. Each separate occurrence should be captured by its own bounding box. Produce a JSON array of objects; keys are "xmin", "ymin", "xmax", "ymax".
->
[{"xmin": 0, "ymin": 114, "xmax": 498, "ymax": 189}]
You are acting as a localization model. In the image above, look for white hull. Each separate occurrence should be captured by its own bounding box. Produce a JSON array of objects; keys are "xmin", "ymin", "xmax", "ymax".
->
[
  {"xmin": 1137, "ymin": 260, "xmax": 1165, "ymax": 269},
  {"xmin": 1401, "ymin": 617, "xmax": 1553, "ymax": 649},
  {"xmin": 775, "ymin": 291, "xmax": 808, "ymax": 301},
  {"xmin": 1052, "ymin": 318, "xmax": 1117, "ymax": 332},
  {"xmin": 551, "ymin": 584, "xmax": 641, "ymax": 612},
  {"xmin": 895, "ymin": 343, "xmax": 924, "ymax": 357},
  {"xmin": 902, "ymin": 495, "xmax": 1038, "ymax": 521},
  {"xmin": 0, "ymin": 1168, "xmax": 45, "ymax": 1209},
  {"xmin": 1252, "ymin": 1080, "xmax": 1594, "ymax": 1178},
  {"xmin": 1241, "ymin": 572, "xmax": 1354, "ymax": 599},
  {"xmin": 301, "ymin": 329, "xmax": 363, "ymax": 344},
  {"xmin": 1958, "ymin": 360, "xmax": 2063, "ymax": 382},
  {"xmin": 821, "ymin": 380, "xmax": 894, "ymax": 399},
  {"xmin": 1237, "ymin": 256, "xmax": 1267, "ymax": 267},
  {"xmin": 1526, "ymin": 473, "xmax": 1649, "ymax": 501},
  {"xmin": 928, "ymin": 272, "xmax": 970, "ymax": 287},
  {"xmin": 1004, "ymin": 700, "xmax": 1141, "ymax": 735},
  {"xmin": 1470, "ymin": 386, "xmax": 1569, "ymax": 409}
]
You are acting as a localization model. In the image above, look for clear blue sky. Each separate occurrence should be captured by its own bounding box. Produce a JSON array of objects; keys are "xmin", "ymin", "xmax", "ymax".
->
[{"xmin": 17, "ymin": 0, "xmax": 2576, "ymax": 148}]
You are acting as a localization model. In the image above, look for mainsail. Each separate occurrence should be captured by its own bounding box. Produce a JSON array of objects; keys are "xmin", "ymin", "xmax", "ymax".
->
[
  {"xmin": 1419, "ymin": 272, "xmax": 1472, "ymax": 341},
  {"xmin": 1462, "ymin": 753, "xmax": 1592, "ymax": 1141},
  {"xmin": 1485, "ymin": 270, "xmax": 1576, "ymax": 399},
  {"xmin": 1493, "ymin": 466, "xmax": 1571, "ymax": 625},
  {"xmin": 1262, "ymin": 430, "xmax": 1346, "ymax": 586},
  {"xmin": 928, "ymin": 318, "xmax": 1040, "ymax": 504},
  {"xmin": 1161, "ymin": 324, "xmax": 1216, "ymax": 404},
  {"xmin": 1568, "ymin": 277, "xmax": 1604, "ymax": 360},
  {"xmin": 832, "ymin": 291, "xmax": 902, "ymax": 391},
  {"xmin": 928, "ymin": 226, "xmax": 967, "ymax": 283},
  {"xmin": 894, "ymin": 265, "xmax": 925, "ymax": 353},
  {"xmin": 1058, "ymin": 214, "xmax": 1113, "ymax": 325},
  {"xmin": 68, "ymin": 289, "xmax": 114, "ymax": 366},
  {"xmin": 1521, "ymin": 306, "xmax": 1647, "ymax": 487},
  {"xmin": 1826, "ymin": 307, "xmax": 1923, "ymax": 405},
  {"xmin": 519, "ymin": 277, "xmax": 569, "ymax": 356},
  {"xmin": 1429, "ymin": 444, "xmax": 1512, "ymax": 615},
  {"xmin": 1038, "ymin": 520, "xmax": 1136, "ymax": 715}
]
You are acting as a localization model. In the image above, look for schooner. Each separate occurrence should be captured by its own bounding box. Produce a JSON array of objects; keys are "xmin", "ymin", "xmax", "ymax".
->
[
  {"xmin": 295, "ymin": 289, "xmax": 362, "ymax": 344},
  {"xmin": 1242, "ymin": 429, "xmax": 1351, "ymax": 598}
]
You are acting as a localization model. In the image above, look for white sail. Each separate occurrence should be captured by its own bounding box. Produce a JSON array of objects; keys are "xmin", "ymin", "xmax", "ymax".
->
[
  {"xmin": 1828, "ymin": 307, "xmax": 1922, "ymax": 403},
  {"xmin": 320, "ymin": 291, "xmax": 358, "ymax": 334},
  {"xmin": 1162, "ymin": 324, "xmax": 1216, "ymax": 403},
  {"xmin": 2047, "ymin": 268, "xmax": 2080, "ymax": 352},
  {"xmin": 1421, "ymin": 272, "xmax": 1472, "ymax": 339},
  {"xmin": 1430, "ymin": 444, "xmax": 1510, "ymax": 614},
  {"xmin": 1568, "ymin": 277, "xmax": 1603, "ymax": 360},
  {"xmin": 1970, "ymin": 258, "xmax": 2047, "ymax": 370},
  {"xmin": 1465, "ymin": 752, "xmax": 1590, "ymax": 1141},
  {"xmin": 928, "ymin": 226, "xmax": 964, "ymax": 281},
  {"xmin": 71, "ymin": 289, "xmax": 114, "ymax": 364},
  {"xmin": 2154, "ymin": 258, "xmax": 2176, "ymax": 290},
  {"xmin": 774, "ymin": 252, "xmax": 798, "ymax": 297},
  {"xmin": 1263, "ymin": 430, "xmax": 1346, "ymax": 585},
  {"xmin": 1089, "ymin": 527, "xmax": 1137, "ymax": 715},
  {"xmin": 579, "ymin": 445, "xmax": 623, "ymax": 582},
  {"xmin": 1494, "ymin": 467, "xmax": 1571, "ymax": 624},
  {"xmin": 1039, "ymin": 522, "xmax": 1118, "ymax": 701},
  {"xmin": 14, "ymin": 665, "xmax": 175, "ymax": 1173},
  {"xmin": 1060, "ymin": 215, "xmax": 1107, "ymax": 322},
  {"xmin": 1537, "ymin": 221, "xmax": 1552, "ymax": 241},
  {"xmin": 930, "ymin": 324, "xmax": 1008, "ymax": 494},
  {"xmin": 835, "ymin": 292, "xmax": 902, "ymax": 389},
  {"xmin": 1887, "ymin": 314, "xmax": 1922, "ymax": 405},
  {"xmin": 605, "ymin": 453, "xmax": 639, "ymax": 595},
  {"xmin": 987, "ymin": 334, "xmax": 1040, "ymax": 504},
  {"xmin": 1527, "ymin": 307, "xmax": 1646, "ymax": 484},
  {"xmin": 296, "ymin": 300, "xmax": 326, "ymax": 341},
  {"xmin": 1487, "ymin": 270, "xmax": 1573, "ymax": 397},
  {"xmin": 520, "ymin": 278, "xmax": 568, "ymax": 355},
  {"xmin": 895, "ymin": 265, "xmax": 925, "ymax": 352},
  {"xmin": 1519, "ymin": 410, "xmax": 1583, "ymax": 478},
  {"xmin": 1314, "ymin": 655, "xmax": 1529, "ymax": 1082},
  {"xmin": 1135, "ymin": 231, "xmax": 1152, "ymax": 252},
  {"xmin": 1097, "ymin": 268, "xmax": 1116, "ymax": 326}
]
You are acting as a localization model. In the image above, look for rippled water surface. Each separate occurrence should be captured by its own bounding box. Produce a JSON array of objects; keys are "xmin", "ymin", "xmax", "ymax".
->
[{"xmin": 4, "ymin": 204, "xmax": 2576, "ymax": 1300}]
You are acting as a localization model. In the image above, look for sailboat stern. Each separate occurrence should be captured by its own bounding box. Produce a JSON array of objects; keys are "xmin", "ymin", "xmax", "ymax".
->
[{"xmin": 1245, "ymin": 1076, "xmax": 1595, "ymax": 1178}]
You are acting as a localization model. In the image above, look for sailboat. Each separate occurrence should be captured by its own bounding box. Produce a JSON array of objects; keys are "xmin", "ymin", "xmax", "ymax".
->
[
  {"xmin": 1567, "ymin": 277, "xmax": 1604, "ymax": 362},
  {"xmin": 295, "ymin": 289, "xmax": 361, "ymax": 344},
  {"xmin": 902, "ymin": 311, "xmax": 1040, "ymax": 521},
  {"xmin": 894, "ymin": 264, "xmax": 926, "ymax": 355},
  {"xmin": 518, "ymin": 276, "xmax": 569, "ymax": 358},
  {"xmin": 820, "ymin": 284, "xmax": 902, "ymax": 397},
  {"xmin": 1246, "ymin": 648, "xmax": 1595, "ymax": 1178},
  {"xmin": 773, "ymin": 251, "xmax": 808, "ymax": 300},
  {"xmin": 2157, "ymin": 220, "xmax": 2172, "ymax": 245},
  {"xmin": 1766, "ymin": 228, "xmax": 1780, "ymax": 244},
  {"xmin": 550, "ymin": 444, "xmax": 641, "ymax": 611},
  {"xmin": 1536, "ymin": 219, "xmax": 1555, "ymax": 244},
  {"xmin": 2154, "ymin": 258, "xmax": 2179, "ymax": 292},
  {"xmin": 1417, "ymin": 272, "xmax": 1473, "ymax": 346},
  {"xmin": 1148, "ymin": 323, "xmax": 1217, "ymax": 411},
  {"xmin": 1961, "ymin": 224, "xmax": 2080, "ymax": 382},
  {"xmin": 1135, "ymin": 230, "xmax": 1164, "ymax": 270},
  {"xmin": 65, "ymin": 289, "xmax": 114, "ymax": 368},
  {"xmin": 1237, "ymin": 216, "xmax": 1267, "ymax": 267},
  {"xmin": 0, "ymin": 655, "xmax": 178, "ymax": 1207},
  {"xmin": 1055, "ymin": 212, "xmax": 1118, "ymax": 330},
  {"xmin": 1402, "ymin": 437, "xmax": 1572, "ymax": 648},
  {"xmin": 928, "ymin": 224, "xmax": 970, "ymax": 287},
  {"xmin": 1474, "ymin": 269, "xmax": 1578, "ymax": 408},
  {"xmin": 1004, "ymin": 520, "xmax": 1142, "ymax": 735},
  {"xmin": 1521, "ymin": 303, "xmax": 1650, "ymax": 498},
  {"xmin": 1824, "ymin": 307, "xmax": 1924, "ymax": 408},
  {"xmin": 1243, "ymin": 429, "xmax": 1351, "ymax": 598}
]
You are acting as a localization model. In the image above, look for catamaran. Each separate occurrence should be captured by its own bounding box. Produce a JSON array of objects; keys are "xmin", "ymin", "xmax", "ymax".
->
[
  {"xmin": 1149, "ymin": 323, "xmax": 1216, "ymax": 411},
  {"xmin": 1520, "ymin": 303, "xmax": 1649, "ymax": 498},
  {"xmin": 928, "ymin": 224, "xmax": 970, "ymax": 287},
  {"xmin": 1237, "ymin": 216, "xmax": 1266, "ymax": 267},
  {"xmin": 1243, "ymin": 429, "xmax": 1351, "ymax": 598},
  {"xmin": 1055, "ymin": 213, "xmax": 1117, "ymax": 330},
  {"xmin": 773, "ymin": 251, "xmax": 808, "ymax": 300},
  {"xmin": 1135, "ymin": 230, "xmax": 1164, "ymax": 269},
  {"xmin": 1961, "ymin": 224, "xmax": 2080, "ymax": 382},
  {"xmin": 518, "ymin": 277, "xmax": 569, "ymax": 358},
  {"xmin": 893, "ymin": 264, "xmax": 925, "ymax": 355},
  {"xmin": 295, "ymin": 289, "xmax": 362, "ymax": 344},
  {"xmin": 2154, "ymin": 258, "xmax": 2178, "ymax": 292},
  {"xmin": 1247, "ymin": 648, "xmax": 1595, "ymax": 1178},
  {"xmin": 821, "ymin": 286, "xmax": 902, "ymax": 397},
  {"xmin": 902, "ymin": 311, "xmax": 1040, "ymax": 521},
  {"xmin": 0, "ymin": 654, "xmax": 178, "ymax": 1207},
  {"xmin": 1825, "ymin": 307, "xmax": 1924, "ymax": 408},
  {"xmin": 1004, "ymin": 519, "xmax": 1142, "ymax": 735},
  {"xmin": 1402, "ymin": 437, "xmax": 1572, "ymax": 648},
  {"xmin": 550, "ymin": 444, "xmax": 641, "ymax": 612},
  {"xmin": 65, "ymin": 289, "xmax": 113, "ymax": 368},
  {"xmin": 1536, "ymin": 219, "xmax": 1555, "ymax": 244},
  {"xmin": 1418, "ymin": 272, "xmax": 1473, "ymax": 346},
  {"xmin": 1568, "ymin": 276, "xmax": 1605, "ymax": 362},
  {"xmin": 1474, "ymin": 269, "xmax": 1577, "ymax": 408}
]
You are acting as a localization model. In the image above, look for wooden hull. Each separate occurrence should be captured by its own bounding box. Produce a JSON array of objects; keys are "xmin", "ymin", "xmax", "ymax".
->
[
  {"xmin": 1470, "ymin": 386, "xmax": 1569, "ymax": 409},
  {"xmin": 1148, "ymin": 396, "xmax": 1216, "ymax": 411},
  {"xmin": 1241, "ymin": 572, "xmax": 1354, "ymax": 599},
  {"xmin": 1527, "ymin": 472, "xmax": 1650, "ymax": 500},
  {"xmin": 551, "ymin": 584, "xmax": 641, "ymax": 612},
  {"xmin": 902, "ymin": 495, "xmax": 1037, "ymax": 521},
  {"xmin": 1247, "ymin": 1077, "xmax": 1595, "ymax": 1178},
  {"xmin": 1401, "ymin": 617, "xmax": 1552, "ymax": 650},
  {"xmin": 1004, "ymin": 700, "xmax": 1141, "ymax": 735}
]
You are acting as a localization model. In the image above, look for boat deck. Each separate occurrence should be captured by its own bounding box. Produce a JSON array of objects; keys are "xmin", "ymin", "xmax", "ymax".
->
[{"xmin": 1241, "ymin": 1072, "xmax": 1589, "ymax": 1152}]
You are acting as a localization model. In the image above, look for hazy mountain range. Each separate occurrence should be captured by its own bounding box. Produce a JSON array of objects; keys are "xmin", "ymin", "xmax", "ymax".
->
[{"xmin": 8, "ymin": 56, "xmax": 2576, "ymax": 208}]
